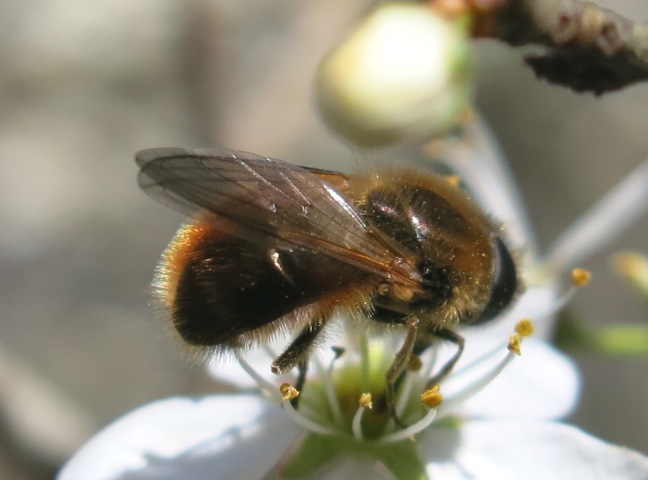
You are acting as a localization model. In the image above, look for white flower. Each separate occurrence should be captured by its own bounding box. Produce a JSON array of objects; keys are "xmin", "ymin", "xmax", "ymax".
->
[
  {"xmin": 56, "ymin": 396, "xmax": 648, "ymax": 480},
  {"xmin": 58, "ymin": 119, "xmax": 648, "ymax": 479}
]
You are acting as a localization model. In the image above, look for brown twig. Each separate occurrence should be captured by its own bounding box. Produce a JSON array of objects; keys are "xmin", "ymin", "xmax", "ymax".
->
[{"xmin": 466, "ymin": 0, "xmax": 648, "ymax": 94}]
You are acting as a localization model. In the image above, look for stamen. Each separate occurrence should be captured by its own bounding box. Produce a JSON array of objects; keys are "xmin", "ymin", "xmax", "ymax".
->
[
  {"xmin": 261, "ymin": 343, "xmax": 278, "ymax": 360},
  {"xmin": 536, "ymin": 282, "xmax": 579, "ymax": 322},
  {"xmin": 280, "ymin": 383, "xmax": 300, "ymax": 401},
  {"xmin": 515, "ymin": 318, "xmax": 535, "ymax": 338},
  {"xmin": 330, "ymin": 346, "xmax": 346, "ymax": 365},
  {"xmin": 352, "ymin": 393, "xmax": 373, "ymax": 440},
  {"xmin": 449, "ymin": 341, "xmax": 508, "ymax": 380},
  {"xmin": 282, "ymin": 397, "xmax": 340, "ymax": 437},
  {"xmin": 383, "ymin": 368, "xmax": 420, "ymax": 434},
  {"xmin": 394, "ymin": 371, "xmax": 415, "ymax": 418},
  {"xmin": 233, "ymin": 351, "xmax": 281, "ymax": 400},
  {"xmin": 613, "ymin": 252, "xmax": 648, "ymax": 297},
  {"xmin": 571, "ymin": 268, "xmax": 591, "ymax": 287},
  {"xmin": 417, "ymin": 322, "xmax": 533, "ymax": 421},
  {"xmin": 420, "ymin": 386, "xmax": 443, "ymax": 409},
  {"xmin": 420, "ymin": 346, "xmax": 439, "ymax": 380},
  {"xmin": 544, "ymin": 158, "xmax": 648, "ymax": 275},
  {"xmin": 312, "ymin": 355, "xmax": 344, "ymax": 426},
  {"xmin": 380, "ymin": 407, "xmax": 438, "ymax": 443},
  {"xmin": 257, "ymin": 312, "xmax": 537, "ymax": 444},
  {"xmin": 529, "ymin": 268, "xmax": 590, "ymax": 323},
  {"xmin": 359, "ymin": 331, "xmax": 370, "ymax": 389},
  {"xmin": 359, "ymin": 392, "xmax": 373, "ymax": 409},
  {"xmin": 507, "ymin": 333, "xmax": 522, "ymax": 355},
  {"xmin": 437, "ymin": 346, "xmax": 518, "ymax": 418}
]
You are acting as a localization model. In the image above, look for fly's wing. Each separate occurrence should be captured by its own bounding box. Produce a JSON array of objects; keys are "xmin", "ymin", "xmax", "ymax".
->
[
  {"xmin": 300, "ymin": 166, "xmax": 354, "ymax": 197},
  {"xmin": 136, "ymin": 148, "xmax": 418, "ymax": 286}
]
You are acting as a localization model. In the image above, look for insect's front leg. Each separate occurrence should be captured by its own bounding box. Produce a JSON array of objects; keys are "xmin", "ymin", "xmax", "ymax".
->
[
  {"xmin": 385, "ymin": 316, "xmax": 419, "ymax": 428},
  {"xmin": 422, "ymin": 327, "xmax": 465, "ymax": 389}
]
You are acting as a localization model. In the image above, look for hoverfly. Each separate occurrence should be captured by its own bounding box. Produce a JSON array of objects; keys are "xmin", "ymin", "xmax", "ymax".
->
[{"xmin": 137, "ymin": 147, "xmax": 519, "ymax": 422}]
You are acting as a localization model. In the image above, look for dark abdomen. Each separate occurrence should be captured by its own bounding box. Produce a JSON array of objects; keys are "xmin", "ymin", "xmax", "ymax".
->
[{"xmin": 160, "ymin": 221, "xmax": 371, "ymax": 348}]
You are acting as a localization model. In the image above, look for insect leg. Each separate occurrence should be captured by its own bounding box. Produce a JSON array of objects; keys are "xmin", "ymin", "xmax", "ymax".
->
[
  {"xmin": 422, "ymin": 327, "xmax": 465, "ymax": 389},
  {"xmin": 271, "ymin": 320, "xmax": 327, "ymax": 376},
  {"xmin": 385, "ymin": 316, "xmax": 420, "ymax": 427},
  {"xmin": 272, "ymin": 321, "xmax": 326, "ymax": 408},
  {"xmin": 295, "ymin": 359, "xmax": 308, "ymax": 393}
]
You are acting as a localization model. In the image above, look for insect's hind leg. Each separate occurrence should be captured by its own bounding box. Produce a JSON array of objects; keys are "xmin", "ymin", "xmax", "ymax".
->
[
  {"xmin": 271, "ymin": 319, "xmax": 327, "ymax": 405},
  {"xmin": 295, "ymin": 359, "xmax": 308, "ymax": 394}
]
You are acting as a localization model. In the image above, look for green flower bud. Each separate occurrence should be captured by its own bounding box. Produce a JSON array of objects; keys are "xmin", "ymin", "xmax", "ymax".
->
[{"xmin": 316, "ymin": 3, "xmax": 473, "ymax": 147}]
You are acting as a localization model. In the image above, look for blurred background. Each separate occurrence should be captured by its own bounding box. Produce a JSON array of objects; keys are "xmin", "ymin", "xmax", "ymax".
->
[{"xmin": 0, "ymin": 0, "xmax": 646, "ymax": 478}]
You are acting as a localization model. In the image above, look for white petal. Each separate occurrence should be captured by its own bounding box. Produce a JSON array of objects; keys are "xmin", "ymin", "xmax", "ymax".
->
[
  {"xmin": 446, "ymin": 339, "xmax": 580, "ymax": 420},
  {"xmin": 58, "ymin": 395, "xmax": 301, "ymax": 480},
  {"xmin": 421, "ymin": 420, "xmax": 648, "ymax": 480}
]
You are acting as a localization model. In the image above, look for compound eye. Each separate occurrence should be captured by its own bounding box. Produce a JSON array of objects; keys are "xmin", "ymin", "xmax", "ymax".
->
[{"xmin": 473, "ymin": 237, "xmax": 518, "ymax": 325}]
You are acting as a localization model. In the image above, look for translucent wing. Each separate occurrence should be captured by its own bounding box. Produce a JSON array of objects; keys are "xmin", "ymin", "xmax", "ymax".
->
[{"xmin": 136, "ymin": 148, "xmax": 419, "ymax": 286}]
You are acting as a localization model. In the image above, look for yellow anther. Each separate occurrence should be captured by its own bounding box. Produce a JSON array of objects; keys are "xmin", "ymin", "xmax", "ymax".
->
[
  {"xmin": 280, "ymin": 383, "xmax": 300, "ymax": 401},
  {"xmin": 407, "ymin": 354, "xmax": 423, "ymax": 372},
  {"xmin": 421, "ymin": 385, "xmax": 444, "ymax": 409},
  {"xmin": 515, "ymin": 318, "xmax": 535, "ymax": 338},
  {"xmin": 507, "ymin": 333, "xmax": 522, "ymax": 355},
  {"xmin": 613, "ymin": 252, "xmax": 648, "ymax": 296},
  {"xmin": 571, "ymin": 268, "xmax": 592, "ymax": 287},
  {"xmin": 359, "ymin": 393, "xmax": 373, "ymax": 409},
  {"xmin": 613, "ymin": 252, "xmax": 647, "ymax": 277}
]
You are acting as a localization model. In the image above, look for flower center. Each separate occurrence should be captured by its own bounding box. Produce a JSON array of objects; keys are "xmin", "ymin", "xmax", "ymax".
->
[{"xmin": 234, "ymin": 318, "xmax": 536, "ymax": 444}]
